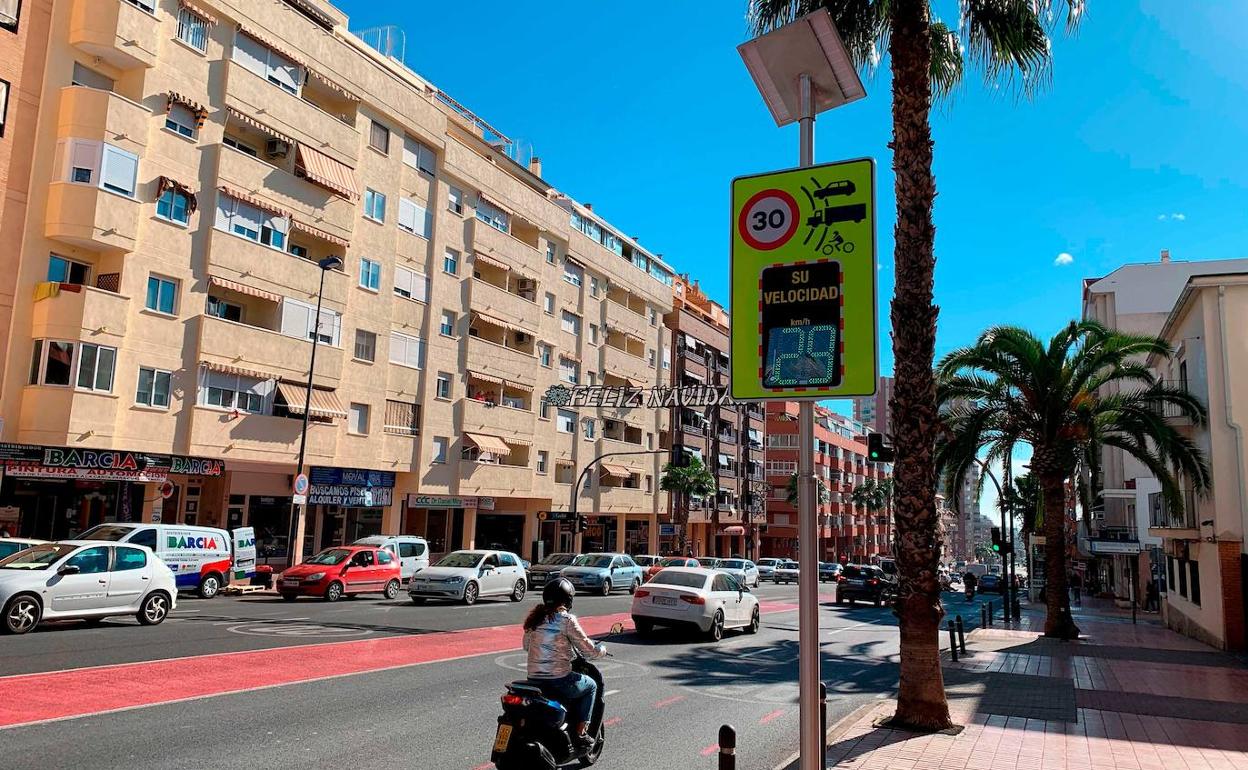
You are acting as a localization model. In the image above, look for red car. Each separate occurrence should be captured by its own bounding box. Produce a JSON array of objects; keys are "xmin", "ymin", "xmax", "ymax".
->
[
  {"xmin": 645, "ymin": 556, "xmax": 700, "ymax": 583},
  {"xmin": 278, "ymin": 546, "xmax": 401, "ymax": 602}
]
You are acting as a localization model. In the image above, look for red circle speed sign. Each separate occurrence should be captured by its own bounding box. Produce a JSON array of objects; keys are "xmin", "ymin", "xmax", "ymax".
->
[{"xmin": 737, "ymin": 189, "xmax": 799, "ymax": 251}]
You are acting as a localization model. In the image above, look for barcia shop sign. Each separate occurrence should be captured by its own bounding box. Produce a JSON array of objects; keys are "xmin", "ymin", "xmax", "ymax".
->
[
  {"xmin": 0, "ymin": 443, "xmax": 224, "ymax": 482},
  {"xmin": 308, "ymin": 467, "xmax": 396, "ymax": 508}
]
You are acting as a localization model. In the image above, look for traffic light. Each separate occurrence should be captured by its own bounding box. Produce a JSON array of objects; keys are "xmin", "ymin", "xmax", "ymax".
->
[
  {"xmin": 991, "ymin": 526, "xmax": 1003, "ymax": 553},
  {"xmin": 867, "ymin": 432, "xmax": 895, "ymax": 463},
  {"xmin": 576, "ymin": 515, "xmax": 588, "ymax": 533}
]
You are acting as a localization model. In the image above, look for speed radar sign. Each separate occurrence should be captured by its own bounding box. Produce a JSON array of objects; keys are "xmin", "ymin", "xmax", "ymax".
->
[{"xmin": 738, "ymin": 189, "xmax": 799, "ymax": 250}]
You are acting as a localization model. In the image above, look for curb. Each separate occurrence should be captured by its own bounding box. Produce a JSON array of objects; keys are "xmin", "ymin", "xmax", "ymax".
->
[{"xmin": 772, "ymin": 699, "xmax": 890, "ymax": 770}]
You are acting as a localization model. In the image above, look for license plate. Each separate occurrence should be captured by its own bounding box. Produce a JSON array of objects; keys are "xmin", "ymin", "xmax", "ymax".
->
[
  {"xmin": 653, "ymin": 596, "xmax": 677, "ymax": 606},
  {"xmin": 283, "ymin": 579, "xmax": 299, "ymax": 587},
  {"xmin": 848, "ymin": 580, "xmax": 864, "ymax": 586},
  {"xmin": 493, "ymin": 724, "xmax": 512, "ymax": 752}
]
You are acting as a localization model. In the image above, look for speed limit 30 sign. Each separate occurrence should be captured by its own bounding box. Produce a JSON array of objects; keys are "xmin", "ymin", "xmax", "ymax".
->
[{"xmin": 738, "ymin": 189, "xmax": 799, "ymax": 250}]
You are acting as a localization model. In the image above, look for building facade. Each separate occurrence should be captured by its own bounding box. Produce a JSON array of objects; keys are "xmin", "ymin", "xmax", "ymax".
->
[
  {"xmin": 0, "ymin": 0, "xmax": 674, "ymax": 563},
  {"xmin": 851, "ymin": 375, "xmax": 893, "ymax": 433}
]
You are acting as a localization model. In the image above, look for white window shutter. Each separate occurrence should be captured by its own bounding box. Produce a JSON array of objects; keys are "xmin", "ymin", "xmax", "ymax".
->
[
  {"xmin": 398, "ymin": 198, "xmax": 417, "ymax": 232},
  {"xmin": 389, "ymin": 333, "xmax": 405, "ymax": 364},
  {"xmin": 232, "ymin": 33, "xmax": 269, "ymax": 79},
  {"xmin": 281, "ymin": 299, "xmax": 313, "ymax": 339},
  {"xmin": 101, "ymin": 145, "xmax": 139, "ymax": 196},
  {"xmin": 214, "ymin": 194, "xmax": 233, "ymax": 231}
]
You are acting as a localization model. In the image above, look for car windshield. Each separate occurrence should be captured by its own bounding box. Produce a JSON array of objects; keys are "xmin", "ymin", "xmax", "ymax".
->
[
  {"xmin": 0, "ymin": 543, "xmax": 77, "ymax": 570},
  {"xmin": 782, "ymin": 561, "xmax": 799, "ymax": 569},
  {"xmin": 659, "ymin": 557, "xmax": 689, "ymax": 567},
  {"xmin": 650, "ymin": 571, "xmax": 708, "ymax": 589},
  {"xmin": 697, "ymin": 558, "xmax": 719, "ymax": 567},
  {"xmin": 573, "ymin": 555, "xmax": 613, "ymax": 568},
  {"xmin": 77, "ymin": 524, "xmax": 134, "ymax": 541},
  {"xmin": 880, "ymin": 560, "xmax": 898, "ymax": 575},
  {"xmin": 436, "ymin": 552, "xmax": 484, "ymax": 568},
  {"xmin": 721, "ymin": 559, "xmax": 745, "ymax": 569},
  {"xmin": 306, "ymin": 549, "xmax": 351, "ymax": 565},
  {"xmin": 540, "ymin": 553, "xmax": 576, "ymax": 566}
]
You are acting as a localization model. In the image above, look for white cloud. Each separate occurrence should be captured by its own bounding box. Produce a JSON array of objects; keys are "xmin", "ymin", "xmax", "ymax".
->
[
  {"xmin": 1157, "ymin": 214, "xmax": 1167, "ymax": 221},
  {"xmin": 1158, "ymin": 213, "xmax": 1188, "ymax": 221},
  {"xmin": 1172, "ymin": 213, "xmax": 1187, "ymax": 221},
  {"xmin": 1054, "ymin": 252, "xmax": 1075, "ymax": 266}
]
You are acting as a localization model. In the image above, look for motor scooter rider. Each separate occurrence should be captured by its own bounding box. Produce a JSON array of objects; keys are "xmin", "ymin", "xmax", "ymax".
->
[
  {"xmin": 522, "ymin": 578, "xmax": 607, "ymax": 750},
  {"xmin": 963, "ymin": 570, "xmax": 978, "ymax": 599}
]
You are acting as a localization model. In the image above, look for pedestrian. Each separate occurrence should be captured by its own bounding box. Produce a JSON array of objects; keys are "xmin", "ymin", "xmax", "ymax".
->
[
  {"xmin": 1145, "ymin": 579, "xmax": 1160, "ymax": 612},
  {"xmin": 1069, "ymin": 571, "xmax": 1082, "ymax": 606}
]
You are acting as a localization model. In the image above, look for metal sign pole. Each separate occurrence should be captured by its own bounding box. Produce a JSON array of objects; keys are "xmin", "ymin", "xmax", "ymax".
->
[{"xmin": 796, "ymin": 73, "xmax": 822, "ymax": 770}]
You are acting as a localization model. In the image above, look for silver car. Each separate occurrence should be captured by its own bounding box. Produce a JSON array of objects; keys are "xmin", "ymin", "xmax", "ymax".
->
[
  {"xmin": 558, "ymin": 553, "xmax": 644, "ymax": 596},
  {"xmin": 718, "ymin": 558, "xmax": 760, "ymax": 588}
]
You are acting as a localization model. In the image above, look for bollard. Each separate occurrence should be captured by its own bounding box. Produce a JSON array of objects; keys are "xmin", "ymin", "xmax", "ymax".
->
[
  {"xmin": 981, "ymin": 604, "xmax": 987, "ymax": 628},
  {"xmin": 718, "ymin": 724, "xmax": 736, "ymax": 770},
  {"xmin": 987, "ymin": 600, "xmax": 994, "ymax": 626},
  {"xmin": 956, "ymin": 615, "xmax": 967, "ymax": 654},
  {"xmin": 820, "ymin": 682, "xmax": 828, "ymax": 770},
  {"xmin": 947, "ymin": 619, "xmax": 959, "ymax": 662}
]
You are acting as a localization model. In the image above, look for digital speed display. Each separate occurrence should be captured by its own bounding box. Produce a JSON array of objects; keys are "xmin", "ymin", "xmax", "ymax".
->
[{"xmin": 760, "ymin": 261, "xmax": 842, "ymax": 389}]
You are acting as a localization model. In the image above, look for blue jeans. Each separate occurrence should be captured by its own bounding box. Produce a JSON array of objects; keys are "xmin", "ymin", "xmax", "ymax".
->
[{"xmin": 534, "ymin": 672, "xmax": 596, "ymax": 727}]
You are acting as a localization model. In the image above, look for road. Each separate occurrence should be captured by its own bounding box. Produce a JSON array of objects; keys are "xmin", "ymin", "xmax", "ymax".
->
[{"xmin": 0, "ymin": 581, "xmax": 995, "ymax": 770}]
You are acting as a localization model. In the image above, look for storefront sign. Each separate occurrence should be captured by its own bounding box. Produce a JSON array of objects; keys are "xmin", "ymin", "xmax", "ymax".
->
[
  {"xmin": 308, "ymin": 467, "xmax": 396, "ymax": 508},
  {"xmin": 479, "ymin": 497, "xmax": 495, "ymax": 511},
  {"xmin": 0, "ymin": 443, "xmax": 223, "ymax": 481},
  {"xmin": 407, "ymin": 494, "xmax": 478, "ymax": 509}
]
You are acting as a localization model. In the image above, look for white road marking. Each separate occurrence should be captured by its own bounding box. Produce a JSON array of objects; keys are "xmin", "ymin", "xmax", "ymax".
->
[{"xmin": 604, "ymin": 689, "xmax": 620, "ymax": 697}]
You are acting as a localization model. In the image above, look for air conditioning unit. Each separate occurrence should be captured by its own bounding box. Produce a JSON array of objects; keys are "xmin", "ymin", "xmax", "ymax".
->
[{"xmin": 266, "ymin": 139, "xmax": 291, "ymax": 158}]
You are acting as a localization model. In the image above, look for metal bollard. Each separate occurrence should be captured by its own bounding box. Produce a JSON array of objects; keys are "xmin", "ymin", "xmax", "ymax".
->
[
  {"xmin": 947, "ymin": 619, "xmax": 959, "ymax": 662},
  {"xmin": 820, "ymin": 682, "xmax": 828, "ymax": 770},
  {"xmin": 718, "ymin": 724, "xmax": 736, "ymax": 770},
  {"xmin": 956, "ymin": 615, "xmax": 967, "ymax": 654},
  {"xmin": 981, "ymin": 604, "xmax": 988, "ymax": 628},
  {"xmin": 987, "ymin": 600, "xmax": 994, "ymax": 626}
]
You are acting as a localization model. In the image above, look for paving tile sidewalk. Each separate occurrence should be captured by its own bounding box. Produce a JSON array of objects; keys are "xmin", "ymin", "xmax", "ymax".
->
[{"xmin": 818, "ymin": 601, "xmax": 1248, "ymax": 770}]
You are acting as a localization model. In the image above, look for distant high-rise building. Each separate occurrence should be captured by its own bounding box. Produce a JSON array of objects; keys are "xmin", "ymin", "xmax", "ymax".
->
[{"xmin": 852, "ymin": 376, "xmax": 893, "ymax": 433}]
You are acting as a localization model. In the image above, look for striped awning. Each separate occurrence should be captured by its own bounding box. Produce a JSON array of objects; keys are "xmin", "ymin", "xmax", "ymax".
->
[
  {"xmin": 284, "ymin": 0, "xmax": 336, "ymax": 31},
  {"xmin": 559, "ymin": 352, "xmax": 581, "ymax": 364},
  {"xmin": 276, "ymin": 381, "xmax": 346, "ymax": 419},
  {"xmin": 209, "ymin": 275, "xmax": 280, "ymax": 304},
  {"xmin": 472, "ymin": 311, "xmax": 528, "ymax": 335},
  {"xmin": 295, "ymin": 144, "xmax": 359, "ymax": 201},
  {"xmin": 156, "ymin": 176, "xmax": 198, "ymax": 213},
  {"xmin": 290, "ymin": 218, "xmax": 350, "ymax": 249},
  {"xmin": 179, "ymin": 0, "xmax": 217, "ymax": 24},
  {"xmin": 218, "ymin": 186, "xmax": 290, "ymax": 218},
  {"xmin": 467, "ymin": 370, "xmax": 503, "ymax": 385},
  {"xmin": 500, "ymin": 435, "xmax": 532, "ymax": 446},
  {"xmin": 199, "ymin": 360, "xmax": 275, "ymax": 381},
  {"xmin": 306, "ymin": 67, "xmax": 360, "ymax": 102},
  {"xmin": 226, "ymin": 107, "xmax": 294, "ymax": 146},
  {"xmin": 473, "ymin": 251, "xmax": 510, "ymax": 272},
  {"xmin": 464, "ymin": 433, "xmax": 512, "ymax": 457},
  {"xmin": 599, "ymin": 463, "xmax": 633, "ymax": 479},
  {"xmin": 506, "ymin": 380, "xmax": 534, "ymax": 393},
  {"xmin": 167, "ymin": 92, "xmax": 208, "ymax": 126}
]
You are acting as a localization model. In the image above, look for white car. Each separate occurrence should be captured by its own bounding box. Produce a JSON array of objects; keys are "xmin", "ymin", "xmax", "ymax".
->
[
  {"xmin": 407, "ymin": 549, "xmax": 527, "ymax": 605},
  {"xmin": 718, "ymin": 558, "xmax": 760, "ymax": 588},
  {"xmin": 631, "ymin": 567, "xmax": 760, "ymax": 641},
  {"xmin": 756, "ymin": 558, "xmax": 783, "ymax": 580},
  {"xmin": 773, "ymin": 560, "xmax": 800, "ymax": 584},
  {"xmin": 0, "ymin": 541, "xmax": 176, "ymax": 635},
  {"xmin": 352, "ymin": 535, "xmax": 429, "ymax": 583},
  {"xmin": 0, "ymin": 538, "xmax": 46, "ymax": 560}
]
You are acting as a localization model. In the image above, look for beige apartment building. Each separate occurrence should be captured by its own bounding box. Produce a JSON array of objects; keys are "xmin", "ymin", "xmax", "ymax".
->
[{"xmin": 0, "ymin": 0, "xmax": 673, "ymax": 561}]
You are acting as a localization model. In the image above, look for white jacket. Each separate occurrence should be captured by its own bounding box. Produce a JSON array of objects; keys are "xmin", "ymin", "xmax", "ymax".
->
[{"xmin": 523, "ymin": 610, "xmax": 605, "ymax": 679}]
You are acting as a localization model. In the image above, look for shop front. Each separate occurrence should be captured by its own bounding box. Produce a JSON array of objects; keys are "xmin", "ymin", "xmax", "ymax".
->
[
  {"xmin": 309, "ymin": 467, "xmax": 395, "ymax": 551},
  {"xmin": 580, "ymin": 513, "xmax": 658, "ymax": 556},
  {"xmin": 402, "ymin": 494, "xmax": 472, "ymax": 557}
]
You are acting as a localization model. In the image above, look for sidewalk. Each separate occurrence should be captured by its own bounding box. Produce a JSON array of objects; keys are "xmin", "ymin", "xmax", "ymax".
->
[{"xmin": 821, "ymin": 601, "xmax": 1248, "ymax": 770}]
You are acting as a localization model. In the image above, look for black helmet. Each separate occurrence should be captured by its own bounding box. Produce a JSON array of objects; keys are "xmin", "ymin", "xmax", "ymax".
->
[{"xmin": 543, "ymin": 577, "xmax": 575, "ymax": 609}]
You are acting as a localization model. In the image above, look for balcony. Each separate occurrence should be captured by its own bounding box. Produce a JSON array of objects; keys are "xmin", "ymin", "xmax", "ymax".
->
[
  {"xmin": 605, "ymin": 299, "xmax": 650, "ymax": 341},
  {"xmin": 217, "ymin": 145, "xmax": 355, "ymax": 241},
  {"xmin": 45, "ymin": 183, "xmax": 140, "ymax": 253},
  {"xmin": 466, "ymin": 336, "xmax": 537, "ymax": 386},
  {"xmin": 470, "ymin": 279, "xmax": 540, "ymax": 332},
  {"xmin": 223, "ymin": 60, "xmax": 360, "ymax": 168},
  {"xmin": 30, "ymin": 284, "xmax": 130, "ymax": 346},
  {"xmin": 460, "ymin": 398, "xmax": 536, "ymax": 439},
  {"xmin": 16, "ymin": 389, "xmax": 120, "ymax": 448},
  {"xmin": 187, "ymin": 408, "xmax": 337, "ymax": 466},
  {"xmin": 603, "ymin": 344, "xmax": 653, "ymax": 386},
  {"xmin": 69, "ymin": 0, "xmax": 159, "ymax": 70},
  {"xmin": 471, "ymin": 218, "xmax": 545, "ymax": 275},
  {"xmin": 56, "ymin": 86, "xmax": 148, "ymax": 154},
  {"xmin": 716, "ymin": 430, "xmax": 739, "ymax": 445},
  {"xmin": 206, "ymin": 228, "xmax": 349, "ymax": 309},
  {"xmin": 1148, "ymin": 488, "xmax": 1199, "ymax": 538},
  {"xmin": 460, "ymin": 462, "xmax": 534, "ymax": 496},
  {"xmin": 197, "ymin": 314, "xmax": 344, "ymax": 388},
  {"xmin": 597, "ymin": 486, "xmax": 653, "ymax": 513}
]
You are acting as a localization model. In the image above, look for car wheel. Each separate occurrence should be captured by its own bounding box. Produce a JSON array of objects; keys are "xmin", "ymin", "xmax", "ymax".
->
[
  {"xmin": 383, "ymin": 579, "xmax": 401, "ymax": 600},
  {"xmin": 3, "ymin": 594, "xmax": 41, "ymax": 635},
  {"xmin": 324, "ymin": 581, "xmax": 344, "ymax": 602},
  {"xmin": 599, "ymin": 580, "xmax": 611, "ymax": 597},
  {"xmin": 280, "ymin": 593, "xmax": 298, "ymax": 602},
  {"xmin": 462, "ymin": 581, "xmax": 479, "ymax": 605},
  {"xmin": 197, "ymin": 573, "xmax": 223, "ymax": 599},
  {"xmin": 634, "ymin": 618, "xmax": 654, "ymax": 637},
  {"xmin": 628, "ymin": 578, "xmax": 640, "ymax": 595},
  {"xmin": 708, "ymin": 610, "xmax": 724, "ymax": 642},
  {"xmin": 874, "ymin": 597, "xmax": 883, "ymax": 608},
  {"xmin": 510, "ymin": 580, "xmax": 527, "ymax": 602},
  {"xmin": 746, "ymin": 605, "xmax": 761, "ymax": 634},
  {"xmin": 836, "ymin": 594, "xmax": 845, "ymax": 605},
  {"xmin": 137, "ymin": 592, "xmax": 170, "ymax": 626},
  {"xmin": 410, "ymin": 596, "xmax": 427, "ymax": 605}
]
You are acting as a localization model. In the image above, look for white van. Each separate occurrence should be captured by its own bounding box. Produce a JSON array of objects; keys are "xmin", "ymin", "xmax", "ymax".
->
[
  {"xmin": 79, "ymin": 523, "xmax": 256, "ymax": 598},
  {"xmin": 352, "ymin": 535, "xmax": 429, "ymax": 583}
]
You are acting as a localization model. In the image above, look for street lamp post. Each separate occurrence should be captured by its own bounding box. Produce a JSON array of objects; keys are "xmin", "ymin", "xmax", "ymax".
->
[
  {"xmin": 284, "ymin": 256, "xmax": 343, "ymax": 569},
  {"xmin": 570, "ymin": 449, "xmax": 670, "ymax": 554}
]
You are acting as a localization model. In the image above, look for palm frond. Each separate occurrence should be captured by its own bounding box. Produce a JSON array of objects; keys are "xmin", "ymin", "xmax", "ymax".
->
[
  {"xmin": 929, "ymin": 20, "xmax": 964, "ymax": 98},
  {"xmin": 960, "ymin": 0, "xmax": 1054, "ymax": 96}
]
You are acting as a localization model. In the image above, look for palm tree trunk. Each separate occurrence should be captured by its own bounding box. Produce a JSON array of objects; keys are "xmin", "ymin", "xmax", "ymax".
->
[
  {"xmin": 886, "ymin": 0, "xmax": 951, "ymax": 731},
  {"xmin": 1040, "ymin": 473, "xmax": 1080, "ymax": 639},
  {"xmin": 675, "ymin": 491, "xmax": 689, "ymax": 556}
]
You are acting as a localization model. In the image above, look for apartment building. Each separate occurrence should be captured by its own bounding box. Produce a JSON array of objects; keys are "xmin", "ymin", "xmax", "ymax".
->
[
  {"xmin": 0, "ymin": 0, "xmax": 674, "ymax": 562},
  {"xmin": 1145, "ymin": 272, "xmax": 1247, "ymax": 651},
  {"xmin": 762, "ymin": 402, "xmax": 893, "ymax": 563},
  {"xmin": 664, "ymin": 276, "xmax": 766, "ymax": 558},
  {"xmin": 851, "ymin": 375, "xmax": 893, "ymax": 433}
]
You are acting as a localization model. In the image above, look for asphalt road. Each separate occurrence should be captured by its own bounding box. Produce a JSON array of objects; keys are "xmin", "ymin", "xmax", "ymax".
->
[{"xmin": 0, "ymin": 582, "xmax": 997, "ymax": 770}]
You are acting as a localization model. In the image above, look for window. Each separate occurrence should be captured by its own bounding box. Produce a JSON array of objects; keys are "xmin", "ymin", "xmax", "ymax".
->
[
  {"xmin": 215, "ymin": 192, "xmax": 288, "ymax": 249},
  {"xmin": 76, "ymin": 343, "xmax": 116, "ymax": 392},
  {"xmin": 393, "ymin": 265, "xmax": 429, "ymax": 302},
  {"xmin": 389, "ymin": 331, "xmax": 426, "ymax": 370},
  {"xmin": 398, "ymin": 198, "xmax": 431, "ymax": 237},
  {"xmin": 288, "ymin": 243, "xmax": 308, "ymax": 259},
  {"xmin": 156, "ymin": 187, "xmax": 192, "ymax": 225},
  {"xmin": 436, "ymin": 372, "xmax": 452, "ymax": 399},
  {"xmin": 557, "ymin": 409, "xmax": 576, "ymax": 433},
  {"xmin": 560, "ymin": 358, "xmax": 579, "ymax": 384},
  {"xmin": 135, "ymin": 367, "xmax": 171, "ymax": 408},
  {"xmin": 546, "ymin": 242, "xmax": 557, "ymax": 264},
  {"xmin": 0, "ymin": 0, "xmax": 17, "ymax": 32},
  {"xmin": 538, "ymin": 344, "xmax": 552, "ymax": 367},
  {"xmin": 555, "ymin": 463, "xmax": 575, "ymax": 483},
  {"xmin": 648, "ymin": 349, "xmax": 656, "ymax": 367},
  {"xmin": 280, "ymin": 298, "xmax": 341, "ymax": 346},
  {"xmin": 383, "ymin": 400, "xmax": 420, "ymax": 436},
  {"xmin": 71, "ymin": 63, "xmax": 113, "ymax": 91},
  {"xmin": 1178, "ymin": 558, "xmax": 1189, "ymax": 597},
  {"xmin": 131, "ymin": 528, "xmax": 158, "ymax": 549},
  {"xmin": 649, "ymin": 307, "xmax": 658, "ymax": 326},
  {"xmin": 443, "ymin": 249, "xmax": 459, "ymax": 276},
  {"xmin": 222, "ymin": 134, "xmax": 258, "ymax": 157},
  {"xmin": 201, "ymin": 370, "xmax": 270, "ymax": 413},
  {"xmin": 402, "ymin": 135, "xmax": 436, "ymax": 174},
  {"xmin": 587, "ymin": 371, "xmax": 596, "ymax": 386},
  {"xmin": 207, "ymin": 296, "xmax": 243, "ymax": 322},
  {"xmin": 539, "ymin": 401, "xmax": 550, "ymax": 420},
  {"xmin": 448, "ymin": 185, "xmax": 464, "ymax": 214},
  {"xmin": 563, "ymin": 259, "xmax": 584, "ymax": 287},
  {"xmin": 353, "ymin": 329, "xmax": 376, "ymax": 362},
  {"xmin": 439, "ymin": 310, "xmax": 456, "ymax": 337},
  {"xmin": 363, "ymin": 188, "xmax": 386, "ymax": 222},
  {"xmin": 67, "ymin": 547, "xmax": 110, "ymax": 575},
  {"xmin": 589, "ymin": 324, "xmax": 599, "ymax": 345},
  {"xmin": 1190, "ymin": 560, "xmax": 1201, "ymax": 605},
  {"xmin": 233, "ymin": 32, "xmax": 303, "ymax": 95},
  {"xmin": 145, "ymin": 275, "xmax": 177, "ymax": 315},
  {"xmin": 47, "ymin": 254, "xmax": 90, "ymax": 285},
  {"xmin": 165, "ymin": 103, "xmax": 197, "ymax": 139},
  {"xmin": 1167, "ymin": 557, "xmax": 1176, "ymax": 592},
  {"xmin": 590, "ymin": 276, "xmax": 600, "ymax": 297},
  {"xmin": 561, "ymin": 311, "xmax": 581, "ymax": 336},
  {"xmin": 662, "ymin": 346, "xmax": 671, "ymax": 370},
  {"xmin": 645, "ymin": 475, "xmax": 653, "ymax": 493},
  {"xmin": 176, "ymin": 7, "xmax": 209, "ymax": 51},
  {"xmin": 359, "ymin": 258, "xmax": 381, "ymax": 291},
  {"xmin": 432, "ymin": 437, "xmax": 448, "ymax": 464},
  {"xmin": 476, "ymin": 197, "xmax": 509, "ymax": 233},
  {"xmin": 543, "ymin": 293, "xmax": 555, "ymax": 315},
  {"xmin": 348, "ymin": 403, "xmax": 370, "ymax": 435},
  {"xmin": 368, "ymin": 120, "xmax": 390, "ymax": 154},
  {"xmin": 377, "ymin": 550, "xmax": 393, "ymax": 565},
  {"xmin": 536, "ymin": 451, "xmax": 548, "ymax": 474},
  {"xmin": 61, "ymin": 139, "xmax": 138, "ymax": 197},
  {"xmin": 124, "ymin": 0, "xmax": 156, "ymax": 11},
  {"xmin": 583, "ymin": 418, "xmax": 596, "ymax": 439}
]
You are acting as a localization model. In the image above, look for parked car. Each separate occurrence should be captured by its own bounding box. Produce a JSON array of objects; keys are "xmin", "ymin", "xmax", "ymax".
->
[
  {"xmin": 632, "ymin": 555, "xmax": 662, "ymax": 569},
  {"xmin": 978, "ymin": 573, "xmax": 1004, "ymax": 594},
  {"xmin": 78, "ymin": 522, "xmax": 255, "ymax": 599},
  {"xmin": 559, "ymin": 553, "xmax": 644, "ymax": 596},
  {"xmin": 408, "ymin": 549, "xmax": 527, "ymax": 605},
  {"xmin": 0, "ymin": 538, "xmax": 46, "ymax": 560},
  {"xmin": 0, "ymin": 541, "xmax": 176, "ymax": 634},
  {"xmin": 696, "ymin": 557, "xmax": 722, "ymax": 569},
  {"xmin": 718, "ymin": 558, "xmax": 760, "ymax": 588},
  {"xmin": 526, "ymin": 552, "xmax": 578, "ymax": 588},
  {"xmin": 646, "ymin": 556, "xmax": 699, "ymax": 583},
  {"xmin": 835, "ymin": 564, "xmax": 894, "ymax": 607},
  {"xmin": 631, "ymin": 567, "xmax": 760, "ymax": 641},
  {"xmin": 279, "ymin": 546, "xmax": 401, "ymax": 602},
  {"xmin": 756, "ymin": 558, "xmax": 783, "ymax": 581},
  {"xmin": 351, "ymin": 535, "xmax": 429, "ymax": 583},
  {"xmin": 773, "ymin": 560, "xmax": 800, "ymax": 584},
  {"xmin": 818, "ymin": 562, "xmax": 844, "ymax": 582}
]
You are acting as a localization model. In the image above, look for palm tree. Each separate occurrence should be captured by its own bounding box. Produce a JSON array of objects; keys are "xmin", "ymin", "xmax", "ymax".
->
[
  {"xmin": 660, "ymin": 457, "xmax": 717, "ymax": 555},
  {"xmin": 786, "ymin": 473, "xmax": 832, "ymax": 559},
  {"xmin": 747, "ymin": 0, "xmax": 1089, "ymax": 732},
  {"xmin": 937, "ymin": 322, "xmax": 1211, "ymax": 640},
  {"xmin": 851, "ymin": 477, "xmax": 894, "ymax": 560}
]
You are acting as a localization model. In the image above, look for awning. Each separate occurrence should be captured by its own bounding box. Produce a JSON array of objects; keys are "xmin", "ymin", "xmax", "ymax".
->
[
  {"xmin": 625, "ymin": 332, "xmax": 645, "ymax": 343},
  {"xmin": 565, "ymin": 255, "xmax": 585, "ymax": 268},
  {"xmin": 226, "ymin": 107, "xmax": 294, "ymax": 146},
  {"xmin": 684, "ymin": 370, "xmax": 704, "ymax": 382},
  {"xmin": 473, "ymin": 251, "xmax": 510, "ymax": 272},
  {"xmin": 209, "ymin": 275, "xmax": 280, "ymax": 303},
  {"xmin": 467, "ymin": 370, "xmax": 503, "ymax": 385},
  {"xmin": 500, "ymin": 435, "xmax": 531, "ymax": 446},
  {"xmin": 276, "ymin": 381, "xmax": 346, "ymax": 419},
  {"xmin": 306, "ymin": 67, "xmax": 360, "ymax": 102},
  {"xmin": 721, "ymin": 526, "xmax": 746, "ymax": 536},
  {"xmin": 599, "ymin": 463, "xmax": 634, "ymax": 479},
  {"xmin": 505, "ymin": 380, "xmax": 534, "ymax": 393},
  {"xmin": 464, "ymin": 433, "xmax": 512, "ymax": 456},
  {"xmin": 290, "ymin": 218, "xmax": 350, "ymax": 249},
  {"xmin": 218, "ymin": 186, "xmax": 289, "ymax": 218},
  {"xmin": 179, "ymin": 0, "xmax": 217, "ymax": 24},
  {"xmin": 156, "ymin": 176, "xmax": 198, "ymax": 213},
  {"xmin": 559, "ymin": 352, "xmax": 581, "ymax": 364},
  {"xmin": 167, "ymin": 92, "xmax": 208, "ymax": 126},
  {"xmin": 295, "ymin": 144, "xmax": 359, "ymax": 201},
  {"xmin": 284, "ymin": 0, "xmax": 336, "ymax": 31},
  {"xmin": 472, "ymin": 311, "xmax": 528, "ymax": 335},
  {"xmin": 199, "ymin": 360, "xmax": 275, "ymax": 381},
  {"xmin": 624, "ymin": 376, "xmax": 648, "ymax": 388}
]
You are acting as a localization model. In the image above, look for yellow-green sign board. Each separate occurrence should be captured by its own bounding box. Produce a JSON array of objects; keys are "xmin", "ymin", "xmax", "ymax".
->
[{"xmin": 730, "ymin": 158, "xmax": 877, "ymax": 401}]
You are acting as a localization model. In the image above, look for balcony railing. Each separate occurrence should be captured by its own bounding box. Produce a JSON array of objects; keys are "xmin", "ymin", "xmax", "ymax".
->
[{"xmin": 1148, "ymin": 488, "xmax": 1198, "ymax": 530}]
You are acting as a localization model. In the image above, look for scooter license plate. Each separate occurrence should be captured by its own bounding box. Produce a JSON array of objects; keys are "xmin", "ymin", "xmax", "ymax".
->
[{"xmin": 493, "ymin": 724, "xmax": 512, "ymax": 752}]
